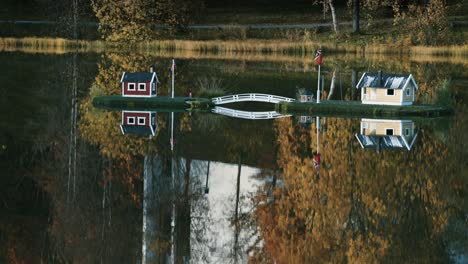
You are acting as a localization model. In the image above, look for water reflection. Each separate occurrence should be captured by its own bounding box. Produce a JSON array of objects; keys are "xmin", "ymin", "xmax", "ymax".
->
[
  {"xmin": 120, "ymin": 110, "xmax": 158, "ymax": 138},
  {"xmin": 2, "ymin": 51, "xmax": 467, "ymax": 263},
  {"xmin": 355, "ymin": 118, "xmax": 418, "ymax": 151}
]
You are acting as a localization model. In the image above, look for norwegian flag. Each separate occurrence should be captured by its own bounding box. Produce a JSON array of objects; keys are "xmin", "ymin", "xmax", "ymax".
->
[
  {"xmin": 171, "ymin": 60, "xmax": 176, "ymax": 72},
  {"xmin": 314, "ymin": 47, "xmax": 323, "ymax": 66}
]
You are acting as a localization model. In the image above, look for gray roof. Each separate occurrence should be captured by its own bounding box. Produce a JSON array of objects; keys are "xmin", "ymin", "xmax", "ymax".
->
[
  {"xmin": 120, "ymin": 72, "xmax": 158, "ymax": 83},
  {"xmin": 355, "ymin": 134, "xmax": 417, "ymax": 151},
  {"xmin": 356, "ymin": 72, "xmax": 418, "ymax": 90},
  {"xmin": 120, "ymin": 125, "xmax": 155, "ymax": 137}
]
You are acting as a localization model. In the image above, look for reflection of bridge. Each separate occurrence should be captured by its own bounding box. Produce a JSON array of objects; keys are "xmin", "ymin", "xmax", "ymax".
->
[
  {"xmin": 212, "ymin": 106, "xmax": 291, "ymax": 120},
  {"xmin": 212, "ymin": 93, "xmax": 295, "ymax": 105}
]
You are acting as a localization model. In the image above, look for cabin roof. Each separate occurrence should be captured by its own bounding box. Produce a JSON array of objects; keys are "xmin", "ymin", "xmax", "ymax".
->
[
  {"xmin": 120, "ymin": 125, "xmax": 155, "ymax": 136},
  {"xmin": 120, "ymin": 72, "xmax": 158, "ymax": 83},
  {"xmin": 356, "ymin": 72, "xmax": 418, "ymax": 90},
  {"xmin": 355, "ymin": 134, "xmax": 415, "ymax": 151}
]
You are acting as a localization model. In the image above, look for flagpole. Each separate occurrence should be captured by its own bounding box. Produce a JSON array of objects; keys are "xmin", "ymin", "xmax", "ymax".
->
[
  {"xmin": 171, "ymin": 59, "xmax": 175, "ymax": 99},
  {"xmin": 317, "ymin": 64, "xmax": 321, "ymax": 103}
]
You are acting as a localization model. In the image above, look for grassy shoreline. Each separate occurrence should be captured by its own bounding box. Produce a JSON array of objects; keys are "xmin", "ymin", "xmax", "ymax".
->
[
  {"xmin": 93, "ymin": 95, "xmax": 213, "ymax": 110},
  {"xmin": 93, "ymin": 95, "xmax": 454, "ymax": 118},
  {"xmin": 276, "ymin": 100, "xmax": 454, "ymax": 118},
  {"xmin": 1, "ymin": 37, "xmax": 468, "ymax": 58}
]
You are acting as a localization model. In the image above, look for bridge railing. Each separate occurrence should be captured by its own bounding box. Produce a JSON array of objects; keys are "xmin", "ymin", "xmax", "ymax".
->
[
  {"xmin": 212, "ymin": 93, "xmax": 295, "ymax": 105},
  {"xmin": 212, "ymin": 106, "xmax": 291, "ymax": 120}
]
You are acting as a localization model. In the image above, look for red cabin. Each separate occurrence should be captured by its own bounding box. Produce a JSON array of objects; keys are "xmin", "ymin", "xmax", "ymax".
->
[
  {"xmin": 120, "ymin": 70, "xmax": 158, "ymax": 97},
  {"xmin": 120, "ymin": 111, "xmax": 158, "ymax": 137}
]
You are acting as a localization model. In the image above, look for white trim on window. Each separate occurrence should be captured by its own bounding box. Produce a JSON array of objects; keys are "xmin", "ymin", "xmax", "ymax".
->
[
  {"xmin": 385, "ymin": 128, "xmax": 394, "ymax": 135},
  {"xmin": 128, "ymin": 83, "xmax": 136, "ymax": 91},
  {"xmin": 386, "ymin": 89, "xmax": 395, "ymax": 96},
  {"xmin": 127, "ymin": 116, "xmax": 135, "ymax": 125},
  {"xmin": 406, "ymin": 88, "xmax": 410, "ymax": 96},
  {"xmin": 138, "ymin": 83, "xmax": 146, "ymax": 91},
  {"xmin": 138, "ymin": 117, "xmax": 146, "ymax": 125}
]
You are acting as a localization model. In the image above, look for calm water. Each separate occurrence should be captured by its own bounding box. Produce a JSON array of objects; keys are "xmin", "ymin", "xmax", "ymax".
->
[{"xmin": 1, "ymin": 51, "xmax": 467, "ymax": 263}]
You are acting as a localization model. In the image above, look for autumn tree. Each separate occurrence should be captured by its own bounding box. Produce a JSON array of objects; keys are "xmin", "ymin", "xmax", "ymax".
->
[
  {"xmin": 91, "ymin": 0, "xmax": 203, "ymax": 41},
  {"xmin": 392, "ymin": 0, "xmax": 449, "ymax": 45},
  {"xmin": 350, "ymin": 0, "xmax": 449, "ymax": 44}
]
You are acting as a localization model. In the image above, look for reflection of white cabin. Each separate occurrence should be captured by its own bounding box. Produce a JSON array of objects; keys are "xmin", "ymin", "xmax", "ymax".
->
[
  {"xmin": 120, "ymin": 110, "xmax": 157, "ymax": 138},
  {"xmin": 355, "ymin": 118, "xmax": 418, "ymax": 151},
  {"xmin": 356, "ymin": 72, "xmax": 418, "ymax": 105}
]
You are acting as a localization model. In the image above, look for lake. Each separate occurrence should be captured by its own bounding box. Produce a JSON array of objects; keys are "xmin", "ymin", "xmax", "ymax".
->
[{"xmin": 0, "ymin": 50, "xmax": 467, "ymax": 263}]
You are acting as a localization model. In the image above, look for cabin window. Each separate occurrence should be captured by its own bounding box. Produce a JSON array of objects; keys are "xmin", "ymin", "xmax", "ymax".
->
[
  {"xmin": 152, "ymin": 83, "xmax": 156, "ymax": 92},
  {"xmin": 405, "ymin": 128, "xmax": 410, "ymax": 136},
  {"xmin": 387, "ymin": 89, "xmax": 395, "ymax": 96},
  {"xmin": 406, "ymin": 88, "xmax": 410, "ymax": 96},
  {"xmin": 127, "ymin": 116, "xmax": 135, "ymax": 125},
  {"xmin": 363, "ymin": 88, "xmax": 367, "ymax": 94},
  {"xmin": 128, "ymin": 83, "xmax": 136, "ymax": 91},
  {"xmin": 386, "ymin": 129, "xmax": 394, "ymax": 135},
  {"xmin": 138, "ymin": 117, "xmax": 145, "ymax": 125},
  {"xmin": 138, "ymin": 83, "xmax": 146, "ymax": 91}
]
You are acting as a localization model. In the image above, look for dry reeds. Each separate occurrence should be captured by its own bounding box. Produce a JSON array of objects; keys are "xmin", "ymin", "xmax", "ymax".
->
[{"xmin": 0, "ymin": 37, "xmax": 467, "ymax": 64}]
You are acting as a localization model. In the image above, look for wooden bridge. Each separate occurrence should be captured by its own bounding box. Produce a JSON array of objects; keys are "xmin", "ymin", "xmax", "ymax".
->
[
  {"xmin": 212, "ymin": 106, "xmax": 291, "ymax": 120},
  {"xmin": 212, "ymin": 93, "xmax": 295, "ymax": 105}
]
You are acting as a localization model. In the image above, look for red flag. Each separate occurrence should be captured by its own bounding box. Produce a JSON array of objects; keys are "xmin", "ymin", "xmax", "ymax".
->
[
  {"xmin": 171, "ymin": 60, "xmax": 176, "ymax": 71},
  {"xmin": 314, "ymin": 48, "xmax": 323, "ymax": 66}
]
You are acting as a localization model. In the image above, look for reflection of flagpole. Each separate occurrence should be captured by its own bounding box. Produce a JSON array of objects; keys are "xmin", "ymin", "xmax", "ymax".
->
[
  {"xmin": 316, "ymin": 116, "xmax": 320, "ymax": 153},
  {"xmin": 171, "ymin": 112, "xmax": 174, "ymax": 151}
]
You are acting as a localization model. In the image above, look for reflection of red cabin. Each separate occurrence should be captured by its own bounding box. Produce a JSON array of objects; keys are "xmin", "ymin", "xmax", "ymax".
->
[
  {"xmin": 120, "ymin": 111, "xmax": 157, "ymax": 137},
  {"xmin": 120, "ymin": 70, "xmax": 158, "ymax": 97}
]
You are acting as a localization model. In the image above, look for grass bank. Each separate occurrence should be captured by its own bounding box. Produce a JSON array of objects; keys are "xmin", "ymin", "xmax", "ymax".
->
[
  {"xmin": 2, "ymin": 37, "xmax": 468, "ymax": 58},
  {"xmin": 276, "ymin": 100, "xmax": 454, "ymax": 118},
  {"xmin": 92, "ymin": 95, "xmax": 213, "ymax": 110}
]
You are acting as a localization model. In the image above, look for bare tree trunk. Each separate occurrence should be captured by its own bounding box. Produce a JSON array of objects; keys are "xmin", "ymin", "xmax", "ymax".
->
[
  {"xmin": 327, "ymin": 68, "xmax": 337, "ymax": 100},
  {"xmin": 353, "ymin": 0, "xmax": 360, "ymax": 34},
  {"xmin": 67, "ymin": 53, "xmax": 78, "ymax": 204},
  {"xmin": 233, "ymin": 154, "xmax": 242, "ymax": 263},
  {"xmin": 328, "ymin": 0, "xmax": 339, "ymax": 34},
  {"xmin": 322, "ymin": 1, "xmax": 327, "ymax": 21}
]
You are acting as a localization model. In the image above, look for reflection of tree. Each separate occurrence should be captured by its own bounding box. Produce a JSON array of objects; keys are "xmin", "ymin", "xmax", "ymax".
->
[{"xmin": 253, "ymin": 116, "xmax": 467, "ymax": 263}]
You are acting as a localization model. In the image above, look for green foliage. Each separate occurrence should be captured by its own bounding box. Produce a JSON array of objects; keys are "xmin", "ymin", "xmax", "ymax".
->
[
  {"xmin": 196, "ymin": 76, "xmax": 226, "ymax": 98},
  {"xmin": 434, "ymin": 79, "xmax": 453, "ymax": 106}
]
